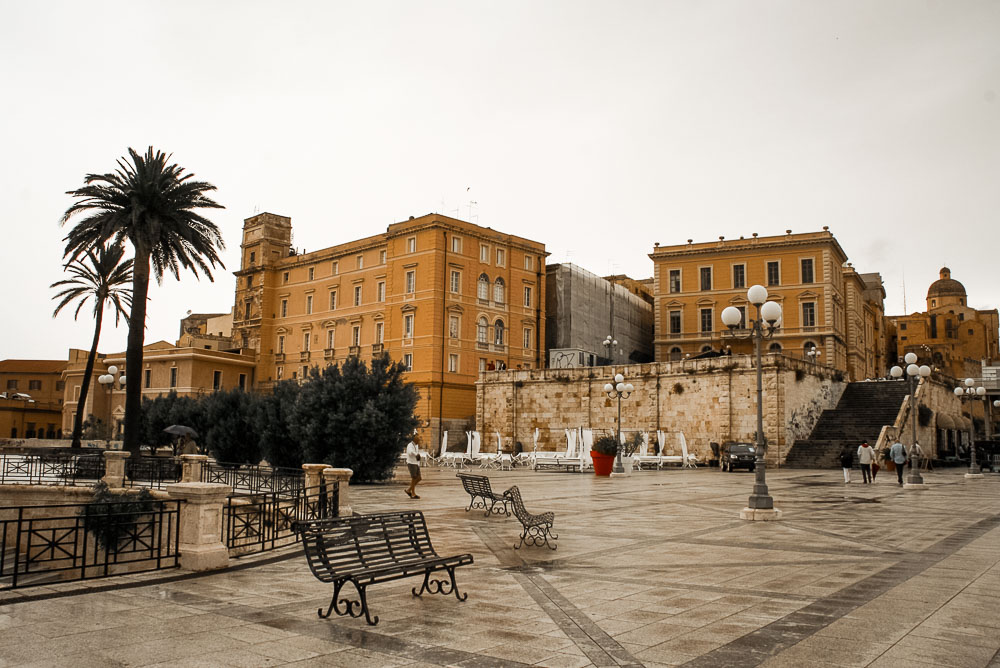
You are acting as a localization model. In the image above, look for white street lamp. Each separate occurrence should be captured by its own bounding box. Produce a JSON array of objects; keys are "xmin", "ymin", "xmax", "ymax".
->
[
  {"xmin": 723, "ymin": 285, "xmax": 782, "ymax": 518},
  {"xmin": 890, "ymin": 354, "xmax": 929, "ymax": 486},
  {"xmin": 603, "ymin": 373, "xmax": 634, "ymax": 474},
  {"xmin": 98, "ymin": 367, "xmax": 126, "ymax": 443},
  {"xmin": 955, "ymin": 378, "xmax": 992, "ymax": 478}
]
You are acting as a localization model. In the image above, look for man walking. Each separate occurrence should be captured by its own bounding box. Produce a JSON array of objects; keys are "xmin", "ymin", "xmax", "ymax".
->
[
  {"xmin": 890, "ymin": 440, "xmax": 908, "ymax": 486},
  {"xmin": 405, "ymin": 434, "xmax": 422, "ymax": 499},
  {"xmin": 857, "ymin": 440, "xmax": 875, "ymax": 484},
  {"xmin": 840, "ymin": 447, "xmax": 853, "ymax": 484}
]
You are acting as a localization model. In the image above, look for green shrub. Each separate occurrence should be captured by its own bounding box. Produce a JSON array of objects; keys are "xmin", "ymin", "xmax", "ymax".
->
[
  {"xmin": 592, "ymin": 435, "xmax": 618, "ymax": 456},
  {"xmin": 81, "ymin": 482, "xmax": 155, "ymax": 554}
]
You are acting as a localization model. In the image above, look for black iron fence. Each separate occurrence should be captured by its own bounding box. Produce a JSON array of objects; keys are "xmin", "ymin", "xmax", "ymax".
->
[
  {"xmin": 223, "ymin": 481, "xmax": 338, "ymax": 556},
  {"xmin": 0, "ymin": 498, "xmax": 180, "ymax": 589},
  {"xmin": 125, "ymin": 457, "xmax": 181, "ymax": 489},
  {"xmin": 0, "ymin": 453, "xmax": 105, "ymax": 485},
  {"xmin": 203, "ymin": 462, "xmax": 303, "ymax": 496}
]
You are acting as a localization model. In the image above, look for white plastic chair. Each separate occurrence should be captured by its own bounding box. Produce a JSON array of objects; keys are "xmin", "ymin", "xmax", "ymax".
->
[{"xmin": 679, "ymin": 432, "xmax": 698, "ymax": 468}]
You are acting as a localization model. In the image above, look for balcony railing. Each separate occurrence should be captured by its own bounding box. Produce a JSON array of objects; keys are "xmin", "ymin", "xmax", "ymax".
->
[
  {"xmin": 477, "ymin": 341, "xmax": 489, "ymax": 351},
  {"xmin": 348, "ymin": 345, "xmax": 361, "ymax": 357},
  {"xmin": 493, "ymin": 343, "xmax": 507, "ymax": 353},
  {"xmin": 324, "ymin": 348, "xmax": 335, "ymax": 359},
  {"xmin": 274, "ymin": 352, "xmax": 285, "ymax": 362},
  {"xmin": 299, "ymin": 351, "xmax": 311, "ymax": 362},
  {"xmin": 371, "ymin": 343, "xmax": 384, "ymax": 356}
]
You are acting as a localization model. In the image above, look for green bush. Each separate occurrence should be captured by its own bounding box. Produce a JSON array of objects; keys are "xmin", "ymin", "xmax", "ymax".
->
[
  {"xmin": 81, "ymin": 482, "xmax": 155, "ymax": 554},
  {"xmin": 201, "ymin": 389, "xmax": 259, "ymax": 464},
  {"xmin": 255, "ymin": 380, "xmax": 303, "ymax": 468},
  {"xmin": 592, "ymin": 435, "xmax": 618, "ymax": 456}
]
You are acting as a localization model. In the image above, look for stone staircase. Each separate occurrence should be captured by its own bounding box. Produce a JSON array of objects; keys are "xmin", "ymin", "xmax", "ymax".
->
[{"xmin": 784, "ymin": 380, "xmax": 910, "ymax": 469}]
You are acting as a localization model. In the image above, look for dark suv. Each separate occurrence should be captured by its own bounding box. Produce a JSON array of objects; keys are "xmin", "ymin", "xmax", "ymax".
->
[{"xmin": 719, "ymin": 442, "xmax": 756, "ymax": 472}]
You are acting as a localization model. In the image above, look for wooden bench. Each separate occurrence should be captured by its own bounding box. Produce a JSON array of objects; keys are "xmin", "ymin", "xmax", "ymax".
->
[
  {"xmin": 505, "ymin": 485, "xmax": 557, "ymax": 550},
  {"xmin": 457, "ymin": 472, "xmax": 510, "ymax": 516},
  {"xmin": 294, "ymin": 512, "xmax": 473, "ymax": 625}
]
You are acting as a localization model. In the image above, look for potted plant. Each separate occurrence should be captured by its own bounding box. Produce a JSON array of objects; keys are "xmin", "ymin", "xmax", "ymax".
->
[
  {"xmin": 620, "ymin": 433, "xmax": 643, "ymax": 475},
  {"xmin": 591, "ymin": 436, "xmax": 618, "ymax": 476}
]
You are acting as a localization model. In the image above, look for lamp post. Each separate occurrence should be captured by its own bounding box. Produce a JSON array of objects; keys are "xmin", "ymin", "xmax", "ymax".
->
[
  {"xmin": 602, "ymin": 373, "xmax": 633, "ymax": 474},
  {"xmin": 722, "ymin": 284, "xmax": 782, "ymax": 520},
  {"xmin": 954, "ymin": 378, "xmax": 995, "ymax": 478},
  {"xmin": 807, "ymin": 349, "xmax": 822, "ymax": 364},
  {"xmin": 889, "ymin": 353, "xmax": 930, "ymax": 487},
  {"xmin": 97, "ymin": 366, "xmax": 126, "ymax": 443},
  {"xmin": 603, "ymin": 335, "xmax": 618, "ymax": 365}
]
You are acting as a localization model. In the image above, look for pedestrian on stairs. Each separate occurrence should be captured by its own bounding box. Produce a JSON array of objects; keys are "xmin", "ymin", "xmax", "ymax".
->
[
  {"xmin": 857, "ymin": 440, "xmax": 875, "ymax": 484},
  {"xmin": 839, "ymin": 447, "xmax": 853, "ymax": 484}
]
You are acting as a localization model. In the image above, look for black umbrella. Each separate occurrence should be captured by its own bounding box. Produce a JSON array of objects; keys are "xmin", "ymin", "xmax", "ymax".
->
[{"xmin": 163, "ymin": 425, "xmax": 199, "ymax": 438}]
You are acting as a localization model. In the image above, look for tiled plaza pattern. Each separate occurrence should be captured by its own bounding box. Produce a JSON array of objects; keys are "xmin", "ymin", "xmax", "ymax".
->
[{"xmin": 2, "ymin": 466, "xmax": 1000, "ymax": 667}]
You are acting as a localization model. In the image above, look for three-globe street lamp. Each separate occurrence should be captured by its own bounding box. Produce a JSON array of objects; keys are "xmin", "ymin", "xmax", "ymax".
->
[
  {"xmin": 603, "ymin": 373, "xmax": 633, "ymax": 475},
  {"xmin": 889, "ymin": 354, "xmax": 931, "ymax": 487},
  {"xmin": 603, "ymin": 335, "xmax": 618, "ymax": 365},
  {"xmin": 97, "ymin": 366, "xmax": 126, "ymax": 442},
  {"xmin": 721, "ymin": 284, "xmax": 782, "ymax": 518},
  {"xmin": 953, "ymin": 378, "xmax": 999, "ymax": 477},
  {"xmin": 807, "ymin": 348, "xmax": 822, "ymax": 364}
]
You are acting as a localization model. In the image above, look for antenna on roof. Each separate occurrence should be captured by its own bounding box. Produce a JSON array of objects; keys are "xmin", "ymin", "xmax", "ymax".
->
[
  {"xmin": 902, "ymin": 269, "xmax": 907, "ymax": 313},
  {"xmin": 468, "ymin": 201, "xmax": 477, "ymax": 221}
]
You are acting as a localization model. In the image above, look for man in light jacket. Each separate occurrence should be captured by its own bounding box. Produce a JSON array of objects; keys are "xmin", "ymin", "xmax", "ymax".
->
[
  {"xmin": 857, "ymin": 441, "xmax": 875, "ymax": 484},
  {"xmin": 890, "ymin": 440, "xmax": 908, "ymax": 486}
]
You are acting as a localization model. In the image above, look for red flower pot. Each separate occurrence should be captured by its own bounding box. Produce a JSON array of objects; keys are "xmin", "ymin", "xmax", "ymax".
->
[{"xmin": 591, "ymin": 451, "xmax": 615, "ymax": 476}]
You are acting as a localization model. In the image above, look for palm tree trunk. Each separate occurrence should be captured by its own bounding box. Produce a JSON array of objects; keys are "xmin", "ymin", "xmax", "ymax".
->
[
  {"xmin": 71, "ymin": 305, "xmax": 105, "ymax": 448},
  {"xmin": 122, "ymin": 248, "xmax": 151, "ymax": 456}
]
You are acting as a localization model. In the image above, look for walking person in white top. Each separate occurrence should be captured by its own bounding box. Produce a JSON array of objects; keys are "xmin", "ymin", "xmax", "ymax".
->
[
  {"xmin": 889, "ymin": 440, "xmax": 907, "ymax": 486},
  {"xmin": 857, "ymin": 440, "xmax": 875, "ymax": 484},
  {"xmin": 405, "ymin": 434, "xmax": 422, "ymax": 499}
]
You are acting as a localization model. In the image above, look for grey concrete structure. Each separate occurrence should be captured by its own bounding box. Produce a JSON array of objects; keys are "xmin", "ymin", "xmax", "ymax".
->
[{"xmin": 546, "ymin": 263, "xmax": 653, "ymax": 368}]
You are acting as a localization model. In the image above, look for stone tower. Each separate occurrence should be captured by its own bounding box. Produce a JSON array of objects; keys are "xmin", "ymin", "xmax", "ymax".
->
[{"xmin": 232, "ymin": 213, "xmax": 292, "ymax": 357}]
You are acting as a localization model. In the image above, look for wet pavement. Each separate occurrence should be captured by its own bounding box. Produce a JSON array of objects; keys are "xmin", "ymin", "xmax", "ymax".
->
[{"xmin": 2, "ymin": 464, "xmax": 999, "ymax": 667}]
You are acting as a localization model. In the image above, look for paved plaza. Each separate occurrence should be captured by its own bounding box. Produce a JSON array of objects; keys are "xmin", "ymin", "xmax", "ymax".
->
[{"xmin": 2, "ymin": 465, "xmax": 1000, "ymax": 667}]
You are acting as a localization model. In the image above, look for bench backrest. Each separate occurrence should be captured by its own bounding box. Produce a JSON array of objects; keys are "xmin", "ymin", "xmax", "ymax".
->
[
  {"xmin": 504, "ymin": 485, "xmax": 532, "ymax": 523},
  {"xmin": 295, "ymin": 511, "xmax": 438, "ymax": 581},
  {"xmin": 458, "ymin": 473, "xmax": 495, "ymax": 497}
]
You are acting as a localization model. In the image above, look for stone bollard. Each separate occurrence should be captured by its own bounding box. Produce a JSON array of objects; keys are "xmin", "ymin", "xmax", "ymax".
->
[
  {"xmin": 166, "ymin": 482, "xmax": 232, "ymax": 571},
  {"xmin": 323, "ymin": 468, "xmax": 354, "ymax": 516},
  {"xmin": 180, "ymin": 454, "xmax": 209, "ymax": 483},
  {"xmin": 302, "ymin": 463, "xmax": 328, "ymax": 491},
  {"xmin": 102, "ymin": 450, "xmax": 130, "ymax": 487}
]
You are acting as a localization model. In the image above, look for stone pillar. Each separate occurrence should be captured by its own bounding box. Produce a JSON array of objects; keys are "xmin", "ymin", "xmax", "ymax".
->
[
  {"xmin": 180, "ymin": 454, "xmax": 209, "ymax": 483},
  {"xmin": 302, "ymin": 463, "xmax": 328, "ymax": 491},
  {"xmin": 166, "ymin": 482, "xmax": 232, "ymax": 571},
  {"xmin": 323, "ymin": 468, "xmax": 354, "ymax": 516},
  {"xmin": 102, "ymin": 450, "xmax": 130, "ymax": 488}
]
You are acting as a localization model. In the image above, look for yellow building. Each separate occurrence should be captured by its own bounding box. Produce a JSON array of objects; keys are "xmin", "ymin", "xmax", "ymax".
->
[
  {"xmin": 649, "ymin": 229, "xmax": 885, "ymax": 381},
  {"xmin": 231, "ymin": 212, "xmax": 546, "ymax": 446},
  {"xmin": 888, "ymin": 268, "xmax": 999, "ymax": 380},
  {"xmin": 60, "ymin": 342, "xmax": 258, "ymax": 437},
  {"xmin": 0, "ymin": 359, "xmax": 66, "ymax": 439}
]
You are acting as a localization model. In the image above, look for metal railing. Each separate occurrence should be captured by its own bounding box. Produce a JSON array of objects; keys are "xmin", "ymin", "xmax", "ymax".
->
[
  {"xmin": 202, "ymin": 462, "xmax": 303, "ymax": 496},
  {"xmin": 1, "ymin": 499, "xmax": 180, "ymax": 589},
  {"xmin": 0, "ymin": 454, "xmax": 105, "ymax": 485},
  {"xmin": 125, "ymin": 457, "xmax": 181, "ymax": 489},
  {"xmin": 223, "ymin": 481, "xmax": 338, "ymax": 555}
]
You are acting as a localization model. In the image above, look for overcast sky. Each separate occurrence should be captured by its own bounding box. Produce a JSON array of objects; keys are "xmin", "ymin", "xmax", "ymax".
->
[{"xmin": 2, "ymin": 0, "xmax": 998, "ymax": 361}]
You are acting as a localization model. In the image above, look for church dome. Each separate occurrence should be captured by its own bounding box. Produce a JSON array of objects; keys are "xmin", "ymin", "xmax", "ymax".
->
[{"xmin": 927, "ymin": 267, "xmax": 966, "ymax": 299}]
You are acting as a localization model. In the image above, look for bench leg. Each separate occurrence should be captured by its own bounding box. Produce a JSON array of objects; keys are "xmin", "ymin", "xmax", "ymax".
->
[
  {"xmin": 465, "ymin": 494, "xmax": 487, "ymax": 514},
  {"xmin": 320, "ymin": 578, "xmax": 379, "ymax": 626},
  {"xmin": 412, "ymin": 565, "xmax": 468, "ymax": 602},
  {"xmin": 515, "ymin": 523, "xmax": 558, "ymax": 550}
]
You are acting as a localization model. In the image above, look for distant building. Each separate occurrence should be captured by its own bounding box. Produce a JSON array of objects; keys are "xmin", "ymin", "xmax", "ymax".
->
[
  {"xmin": 887, "ymin": 268, "xmax": 999, "ymax": 381},
  {"xmin": 648, "ymin": 229, "xmax": 886, "ymax": 381},
  {"xmin": 545, "ymin": 263, "xmax": 653, "ymax": 368},
  {"xmin": 0, "ymin": 359, "xmax": 65, "ymax": 439},
  {"xmin": 230, "ymin": 212, "xmax": 547, "ymax": 447},
  {"xmin": 177, "ymin": 311, "xmax": 239, "ymax": 352}
]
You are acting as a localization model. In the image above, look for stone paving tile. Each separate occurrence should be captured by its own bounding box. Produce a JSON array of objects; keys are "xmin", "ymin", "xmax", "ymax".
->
[{"xmin": 4, "ymin": 467, "xmax": 1000, "ymax": 667}]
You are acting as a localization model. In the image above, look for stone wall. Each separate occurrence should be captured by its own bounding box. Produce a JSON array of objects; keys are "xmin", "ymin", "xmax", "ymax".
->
[{"xmin": 477, "ymin": 354, "xmax": 846, "ymax": 464}]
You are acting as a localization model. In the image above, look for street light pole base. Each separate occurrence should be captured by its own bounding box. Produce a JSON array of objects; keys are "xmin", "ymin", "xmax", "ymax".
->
[
  {"xmin": 965, "ymin": 472, "xmax": 985, "ymax": 480},
  {"xmin": 740, "ymin": 507, "xmax": 782, "ymax": 521},
  {"xmin": 903, "ymin": 481, "xmax": 927, "ymax": 490}
]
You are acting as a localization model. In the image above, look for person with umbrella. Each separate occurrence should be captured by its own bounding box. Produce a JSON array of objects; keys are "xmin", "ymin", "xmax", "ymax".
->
[{"xmin": 164, "ymin": 425, "xmax": 200, "ymax": 456}]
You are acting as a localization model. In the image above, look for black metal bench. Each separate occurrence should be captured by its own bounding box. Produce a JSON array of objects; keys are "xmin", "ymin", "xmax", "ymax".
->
[
  {"xmin": 457, "ymin": 472, "xmax": 510, "ymax": 516},
  {"xmin": 505, "ymin": 485, "xmax": 557, "ymax": 550},
  {"xmin": 294, "ymin": 511, "xmax": 473, "ymax": 625}
]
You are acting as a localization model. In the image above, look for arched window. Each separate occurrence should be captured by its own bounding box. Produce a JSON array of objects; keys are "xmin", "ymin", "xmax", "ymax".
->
[
  {"xmin": 700, "ymin": 345, "xmax": 713, "ymax": 353},
  {"xmin": 493, "ymin": 277, "xmax": 505, "ymax": 303},
  {"xmin": 669, "ymin": 347, "xmax": 682, "ymax": 361},
  {"xmin": 494, "ymin": 319, "xmax": 505, "ymax": 346},
  {"xmin": 477, "ymin": 274, "xmax": 490, "ymax": 301},
  {"xmin": 477, "ymin": 316, "xmax": 488, "ymax": 344},
  {"xmin": 768, "ymin": 342, "xmax": 782, "ymax": 352},
  {"xmin": 803, "ymin": 341, "xmax": 816, "ymax": 353}
]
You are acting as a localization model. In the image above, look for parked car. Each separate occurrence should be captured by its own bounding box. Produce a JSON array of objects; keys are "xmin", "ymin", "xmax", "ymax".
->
[{"xmin": 719, "ymin": 442, "xmax": 756, "ymax": 472}]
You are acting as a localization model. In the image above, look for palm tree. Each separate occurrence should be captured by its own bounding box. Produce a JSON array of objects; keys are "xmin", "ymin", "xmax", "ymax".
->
[
  {"xmin": 60, "ymin": 147, "xmax": 225, "ymax": 455},
  {"xmin": 51, "ymin": 244, "xmax": 133, "ymax": 448}
]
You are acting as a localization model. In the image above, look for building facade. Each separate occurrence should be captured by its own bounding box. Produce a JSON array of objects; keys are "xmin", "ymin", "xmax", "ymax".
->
[
  {"xmin": 230, "ymin": 212, "xmax": 547, "ymax": 446},
  {"xmin": 888, "ymin": 268, "xmax": 999, "ymax": 381},
  {"xmin": 0, "ymin": 359, "xmax": 66, "ymax": 439},
  {"xmin": 649, "ymin": 229, "xmax": 885, "ymax": 381}
]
